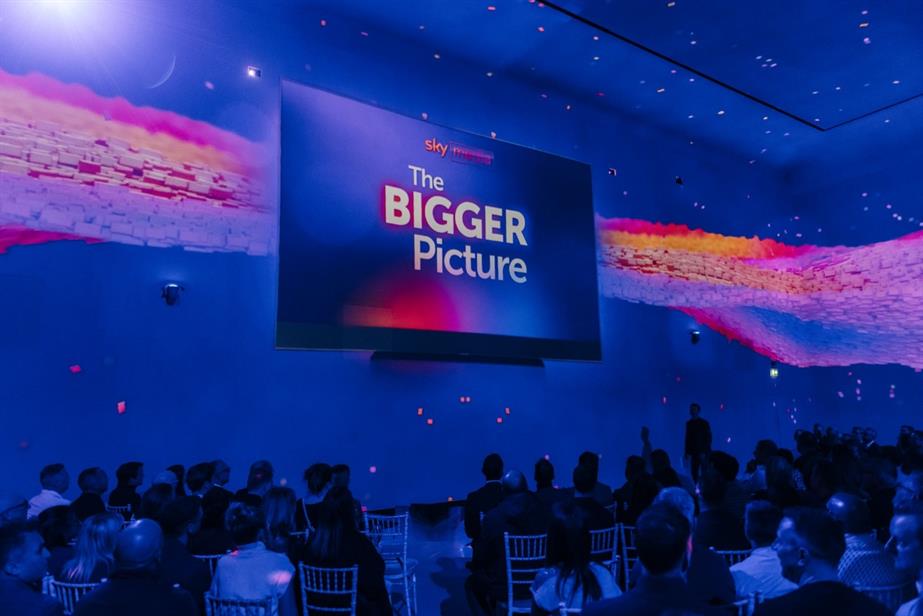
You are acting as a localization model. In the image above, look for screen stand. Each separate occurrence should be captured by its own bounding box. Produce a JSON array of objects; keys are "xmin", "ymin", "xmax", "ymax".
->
[{"xmin": 370, "ymin": 351, "xmax": 545, "ymax": 367}]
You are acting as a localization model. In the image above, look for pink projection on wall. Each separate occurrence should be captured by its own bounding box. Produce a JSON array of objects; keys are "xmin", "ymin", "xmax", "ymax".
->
[
  {"xmin": 598, "ymin": 218, "xmax": 923, "ymax": 370},
  {"xmin": 0, "ymin": 69, "xmax": 272, "ymax": 255}
]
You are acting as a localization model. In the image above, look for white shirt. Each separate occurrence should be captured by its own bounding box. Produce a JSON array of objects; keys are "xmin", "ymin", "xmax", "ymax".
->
[
  {"xmin": 531, "ymin": 563, "xmax": 622, "ymax": 610},
  {"xmin": 27, "ymin": 489, "xmax": 70, "ymax": 519},
  {"xmin": 730, "ymin": 546, "xmax": 798, "ymax": 599},
  {"xmin": 210, "ymin": 542, "xmax": 294, "ymax": 616}
]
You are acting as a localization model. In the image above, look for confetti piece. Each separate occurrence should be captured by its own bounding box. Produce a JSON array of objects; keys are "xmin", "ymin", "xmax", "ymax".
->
[
  {"xmin": 505, "ymin": 407, "xmax": 511, "ymax": 415},
  {"xmin": 417, "ymin": 408, "xmax": 424, "ymax": 416},
  {"xmin": 319, "ymin": 19, "xmax": 327, "ymax": 26},
  {"xmin": 117, "ymin": 401, "xmax": 127, "ymax": 414},
  {"xmin": 426, "ymin": 418, "xmax": 434, "ymax": 425},
  {"xmin": 496, "ymin": 417, "xmax": 503, "ymax": 424},
  {"xmin": 369, "ymin": 466, "xmax": 377, "ymax": 474},
  {"xmin": 661, "ymin": 396, "xmax": 668, "ymax": 405},
  {"xmin": 544, "ymin": 454, "xmax": 550, "ymax": 460},
  {"xmin": 608, "ymin": 168, "xmax": 617, "ymax": 176},
  {"xmin": 447, "ymin": 496, "xmax": 454, "ymax": 502},
  {"xmin": 279, "ymin": 478, "xmax": 288, "ymax": 486},
  {"xmin": 68, "ymin": 365, "xmax": 82, "ymax": 374},
  {"xmin": 537, "ymin": 26, "xmax": 545, "ymax": 32},
  {"xmin": 421, "ymin": 112, "xmax": 429, "ymax": 120},
  {"xmin": 203, "ymin": 81, "xmax": 215, "ymax": 90},
  {"xmin": 726, "ymin": 437, "xmax": 731, "ymax": 443}
]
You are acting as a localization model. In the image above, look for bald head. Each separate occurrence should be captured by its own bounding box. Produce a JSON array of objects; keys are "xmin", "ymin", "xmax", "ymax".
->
[
  {"xmin": 116, "ymin": 519, "xmax": 163, "ymax": 571},
  {"xmin": 502, "ymin": 470, "xmax": 527, "ymax": 494},
  {"xmin": 827, "ymin": 492, "xmax": 871, "ymax": 535}
]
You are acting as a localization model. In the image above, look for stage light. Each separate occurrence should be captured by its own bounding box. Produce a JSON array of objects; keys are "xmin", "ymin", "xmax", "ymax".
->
[
  {"xmin": 690, "ymin": 329, "xmax": 700, "ymax": 344},
  {"xmin": 769, "ymin": 361, "xmax": 780, "ymax": 379},
  {"xmin": 246, "ymin": 65, "xmax": 262, "ymax": 79}
]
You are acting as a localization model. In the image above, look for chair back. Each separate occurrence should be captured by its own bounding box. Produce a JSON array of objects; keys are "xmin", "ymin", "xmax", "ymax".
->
[
  {"xmin": 711, "ymin": 548, "xmax": 752, "ymax": 567},
  {"xmin": 364, "ymin": 512, "xmax": 409, "ymax": 567},
  {"xmin": 47, "ymin": 579, "xmax": 99, "ymax": 615},
  {"xmin": 727, "ymin": 591, "xmax": 762, "ymax": 616},
  {"xmin": 618, "ymin": 525, "xmax": 638, "ymax": 587},
  {"xmin": 298, "ymin": 563, "xmax": 359, "ymax": 615},
  {"xmin": 503, "ymin": 532, "xmax": 547, "ymax": 614},
  {"xmin": 557, "ymin": 604, "xmax": 582, "ymax": 615},
  {"xmin": 105, "ymin": 504, "xmax": 132, "ymax": 520},
  {"xmin": 589, "ymin": 526, "xmax": 618, "ymax": 563},
  {"xmin": 854, "ymin": 583, "xmax": 916, "ymax": 613},
  {"xmin": 603, "ymin": 503, "xmax": 616, "ymax": 520},
  {"xmin": 193, "ymin": 553, "xmax": 225, "ymax": 577},
  {"xmin": 204, "ymin": 594, "xmax": 275, "ymax": 616}
]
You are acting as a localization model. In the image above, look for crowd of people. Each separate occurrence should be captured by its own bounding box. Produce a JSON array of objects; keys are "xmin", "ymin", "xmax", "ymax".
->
[{"xmin": 2, "ymin": 404, "xmax": 923, "ymax": 615}]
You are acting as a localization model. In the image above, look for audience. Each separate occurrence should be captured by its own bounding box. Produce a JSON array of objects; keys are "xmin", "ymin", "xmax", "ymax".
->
[
  {"xmin": 826, "ymin": 492, "xmax": 907, "ymax": 587},
  {"xmin": 60, "ymin": 512, "xmax": 121, "ymax": 583},
  {"xmin": 612, "ymin": 453, "xmax": 646, "ymax": 520},
  {"xmin": 0, "ymin": 523, "xmax": 64, "ymax": 615},
  {"xmin": 296, "ymin": 463, "xmax": 332, "ymax": 532},
  {"xmin": 28, "ymin": 464, "xmax": 71, "ymax": 519},
  {"xmin": 530, "ymin": 501, "xmax": 621, "ymax": 614},
  {"xmin": 263, "ymin": 486, "xmax": 297, "ymax": 555},
  {"xmin": 74, "ymin": 519, "xmax": 197, "ymax": 616},
  {"xmin": 753, "ymin": 507, "xmax": 890, "ymax": 616},
  {"xmin": 189, "ymin": 486, "xmax": 236, "ymax": 556},
  {"xmin": 730, "ymin": 501, "xmax": 796, "ymax": 599},
  {"xmin": 708, "ymin": 451, "xmax": 748, "ymax": 518},
  {"xmin": 685, "ymin": 402, "xmax": 712, "ymax": 483},
  {"xmin": 298, "ymin": 486, "xmax": 391, "ymax": 616},
  {"xmin": 71, "ymin": 468, "xmax": 108, "ymax": 521},
  {"xmin": 108, "ymin": 462, "xmax": 143, "ymax": 517},
  {"xmin": 571, "ymin": 464, "xmax": 614, "ymax": 531},
  {"xmin": 158, "ymin": 497, "xmax": 211, "ymax": 605},
  {"xmin": 578, "ymin": 451, "xmax": 615, "ymax": 507},
  {"xmin": 693, "ymin": 468, "xmax": 748, "ymax": 550},
  {"xmin": 534, "ymin": 458, "xmax": 564, "ymax": 508},
  {"xmin": 464, "ymin": 453, "xmax": 505, "ymax": 542},
  {"xmin": 38, "ymin": 505, "xmax": 79, "ymax": 579}
]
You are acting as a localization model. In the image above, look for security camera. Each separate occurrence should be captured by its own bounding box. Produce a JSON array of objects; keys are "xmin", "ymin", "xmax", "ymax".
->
[{"xmin": 161, "ymin": 283, "xmax": 184, "ymax": 306}]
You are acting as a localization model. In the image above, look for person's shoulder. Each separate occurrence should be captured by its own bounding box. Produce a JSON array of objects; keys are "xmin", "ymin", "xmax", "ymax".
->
[{"xmin": 582, "ymin": 594, "xmax": 627, "ymax": 615}]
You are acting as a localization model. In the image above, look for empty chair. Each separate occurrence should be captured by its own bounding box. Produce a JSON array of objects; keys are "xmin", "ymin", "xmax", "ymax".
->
[
  {"xmin": 298, "ymin": 563, "xmax": 359, "ymax": 615},
  {"xmin": 47, "ymin": 579, "xmax": 99, "ymax": 615},
  {"xmin": 500, "ymin": 532, "xmax": 547, "ymax": 615},
  {"xmin": 205, "ymin": 594, "xmax": 276, "ymax": 616}
]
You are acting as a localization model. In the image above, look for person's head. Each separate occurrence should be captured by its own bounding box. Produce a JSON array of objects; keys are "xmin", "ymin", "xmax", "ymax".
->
[
  {"xmin": 890, "ymin": 503, "xmax": 923, "ymax": 575},
  {"xmin": 152, "ymin": 470, "xmax": 178, "ymax": 489},
  {"xmin": 305, "ymin": 463, "xmax": 333, "ymax": 497},
  {"xmin": 650, "ymin": 449, "xmax": 672, "ymax": 475},
  {"xmin": 331, "ymin": 465, "xmax": 351, "ymax": 489},
  {"xmin": 796, "ymin": 430, "xmax": 818, "ymax": 457},
  {"xmin": 708, "ymin": 451, "xmax": 740, "ymax": 483},
  {"xmin": 201, "ymin": 486, "xmax": 231, "ymax": 530},
  {"xmin": 754, "ymin": 440, "xmax": 779, "ymax": 465},
  {"xmin": 185, "ymin": 462, "xmax": 215, "ymax": 495},
  {"xmin": 482, "ymin": 454, "xmax": 504, "ymax": 482},
  {"xmin": 0, "ymin": 524, "xmax": 49, "ymax": 584},
  {"xmin": 63, "ymin": 512, "xmax": 122, "ymax": 583},
  {"xmin": 225, "ymin": 502, "xmax": 265, "ymax": 546},
  {"xmin": 159, "ymin": 497, "xmax": 203, "ymax": 539},
  {"xmin": 246, "ymin": 460, "xmax": 274, "ymax": 496},
  {"xmin": 698, "ymin": 469, "xmax": 727, "ymax": 509},
  {"xmin": 263, "ymin": 487, "xmax": 296, "ymax": 542},
  {"xmin": 653, "ymin": 487, "xmax": 695, "ymax": 530},
  {"xmin": 115, "ymin": 519, "xmax": 163, "ymax": 573},
  {"xmin": 167, "ymin": 465, "xmax": 185, "ymax": 489},
  {"xmin": 689, "ymin": 402, "xmax": 701, "ymax": 418},
  {"xmin": 744, "ymin": 500, "xmax": 783, "ymax": 549},
  {"xmin": 534, "ymin": 458, "xmax": 555, "ymax": 489},
  {"xmin": 573, "ymin": 464, "xmax": 596, "ymax": 497},
  {"xmin": 773, "ymin": 507, "xmax": 846, "ymax": 584},
  {"xmin": 211, "ymin": 460, "xmax": 230, "ymax": 487},
  {"xmin": 826, "ymin": 492, "xmax": 872, "ymax": 535},
  {"xmin": 138, "ymin": 484, "xmax": 175, "ymax": 522},
  {"xmin": 38, "ymin": 505, "xmax": 79, "ymax": 549},
  {"xmin": 545, "ymin": 501, "xmax": 602, "ymax": 602},
  {"xmin": 636, "ymin": 503, "xmax": 691, "ymax": 576},
  {"xmin": 578, "ymin": 452, "xmax": 600, "ymax": 483},
  {"xmin": 0, "ymin": 493, "xmax": 27, "ymax": 529},
  {"xmin": 501, "ymin": 470, "xmax": 528, "ymax": 495},
  {"xmin": 308, "ymin": 486, "xmax": 358, "ymax": 561},
  {"xmin": 625, "ymin": 456, "xmax": 646, "ymax": 483},
  {"xmin": 116, "ymin": 462, "xmax": 144, "ymax": 488},
  {"xmin": 77, "ymin": 467, "xmax": 108, "ymax": 496},
  {"xmin": 39, "ymin": 463, "xmax": 69, "ymax": 495}
]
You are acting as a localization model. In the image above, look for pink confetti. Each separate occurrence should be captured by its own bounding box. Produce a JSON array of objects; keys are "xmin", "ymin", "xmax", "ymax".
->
[
  {"xmin": 417, "ymin": 408, "xmax": 424, "ymax": 416},
  {"xmin": 837, "ymin": 391, "xmax": 845, "ymax": 398},
  {"xmin": 116, "ymin": 401, "xmax": 126, "ymax": 414},
  {"xmin": 320, "ymin": 19, "xmax": 327, "ymax": 26},
  {"xmin": 68, "ymin": 364, "xmax": 82, "ymax": 374},
  {"xmin": 426, "ymin": 418, "xmax": 434, "ymax": 425},
  {"xmin": 496, "ymin": 417, "xmax": 503, "ymax": 424},
  {"xmin": 447, "ymin": 496, "xmax": 454, "ymax": 502},
  {"xmin": 504, "ymin": 407, "xmax": 511, "ymax": 415},
  {"xmin": 203, "ymin": 81, "xmax": 215, "ymax": 90},
  {"xmin": 661, "ymin": 396, "xmax": 668, "ymax": 405},
  {"xmin": 369, "ymin": 466, "xmax": 377, "ymax": 474},
  {"xmin": 726, "ymin": 437, "xmax": 731, "ymax": 443}
]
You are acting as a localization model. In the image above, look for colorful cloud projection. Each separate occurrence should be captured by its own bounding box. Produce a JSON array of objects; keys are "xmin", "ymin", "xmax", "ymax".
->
[{"xmin": 598, "ymin": 218, "xmax": 923, "ymax": 369}]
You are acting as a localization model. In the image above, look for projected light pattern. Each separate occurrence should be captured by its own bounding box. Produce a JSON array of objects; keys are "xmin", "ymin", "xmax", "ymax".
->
[
  {"xmin": 0, "ymin": 70, "xmax": 272, "ymax": 255},
  {"xmin": 598, "ymin": 218, "xmax": 923, "ymax": 369}
]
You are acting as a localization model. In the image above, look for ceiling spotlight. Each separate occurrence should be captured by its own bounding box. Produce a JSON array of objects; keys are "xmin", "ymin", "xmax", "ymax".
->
[
  {"xmin": 769, "ymin": 361, "xmax": 780, "ymax": 379},
  {"xmin": 690, "ymin": 330, "xmax": 701, "ymax": 344},
  {"xmin": 246, "ymin": 65, "xmax": 262, "ymax": 79},
  {"xmin": 161, "ymin": 283, "xmax": 184, "ymax": 306}
]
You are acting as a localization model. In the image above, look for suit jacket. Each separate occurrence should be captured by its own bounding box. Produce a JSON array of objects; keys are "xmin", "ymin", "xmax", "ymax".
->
[
  {"xmin": 571, "ymin": 496, "xmax": 615, "ymax": 531},
  {"xmin": 464, "ymin": 481, "xmax": 504, "ymax": 540},
  {"xmin": 629, "ymin": 544, "xmax": 735, "ymax": 607},
  {"xmin": 73, "ymin": 570, "xmax": 198, "ymax": 616},
  {"xmin": 71, "ymin": 492, "xmax": 106, "ymax": 521},
  {"xmin": 685, "ymin": 417, "xmax": 712, "ymax": 456},
  {"xmin": 160, "ymin": 536, "xmax": 211, "ymax": 604},
  {"xmin": 754, "ymin": 580, "xmax": 892, "ymax": 616},
  {"xmin": 0, "ymin": 577, "xmax": 64, "ymax": 616},
  {"xmin": 584, "ymin": 573, "xmax": 722, "ymax": 616},
  {"xmin": 694, "ymin": 507, "xmax": 749, "ymax": 550}
]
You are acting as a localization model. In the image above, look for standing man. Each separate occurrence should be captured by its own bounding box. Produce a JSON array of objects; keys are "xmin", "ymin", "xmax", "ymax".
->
[{"xmin": 684, "ymin": 403, "xmax": 712, "ymax": 484}]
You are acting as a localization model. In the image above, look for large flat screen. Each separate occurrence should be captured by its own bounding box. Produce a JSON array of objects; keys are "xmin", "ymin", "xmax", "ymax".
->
[{"xmin": 276, "ymin": 81, "xmax": 601, "ymax": 361}]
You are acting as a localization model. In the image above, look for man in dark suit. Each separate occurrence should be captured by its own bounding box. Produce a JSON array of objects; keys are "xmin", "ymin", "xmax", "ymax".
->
[
  {"xmin": 464, "ymin": 453, "xmax": 505, "ymax": 541},
  {"xmin": 158, "ymin": 497, "xmax": 211, "ymax": 611},
  {"xmin": 585, "ymin": 503, "xmax": 720, "ymax": 616},
  {"xmin": 571, "ymin": 464, "xmax": 615, "ymax": 531},
  {"xmin": 71, "ymin": 468, "xmax": 108, "ymax": 521},
  {"xmin": 685, "ymin": 403, "xmax": 712, "ymax": 483},
  {"xmin": 534, "ymin": 458, "xmax": 565, "ymax": 509},
  {"xmin": 465, "ymin": 470, "xmax": 551, "ymax": 615}
]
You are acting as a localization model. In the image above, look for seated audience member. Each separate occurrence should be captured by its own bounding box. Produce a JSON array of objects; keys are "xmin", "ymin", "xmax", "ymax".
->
[
  {"xmin": 743, "ymin": 440, "xmax": 778, "ymax": 494},
  {"xmin": 891, "ymin": 503, "xmax": 923, "ymax": 616},
  {"xmin": 210, "ymin": 460, "xmax": 233, "ymax": 497},
  {"xmin": 158, "ymin": 497, "xmax": 211, "ymax": 604},
  {"xmin": 28, "ymin": 463, "xmax": 71, "ymax": 519},
  {"xmin": 534, "ymin": 458, "xmax": 565, "ymax": 509},
  {"xmin": 578, "ymin": 451, "xmax": 615, "ymax": 507},
  {"xmin": 188, "ymin": 487, "xmax": 236, "ymax": 556},
  {"xmin": 571, "ymin": 464, "xmax": 615, "ymax": 531},
  {"xmin": 627, "ymin": 487, "xmax": 735, "ymax": 607},
  {"xmin": 137, "ymin": 484, "xmax": 175, "ymax": 522},
  {"xmin": 60, "ymin": 512, "xmax": 122, "ymax": 583},
  {"xmin": 531, "ymin": 501, "xmax": 621, "ymax": 614},
  {"xmin": 0, "ymin": 523, "xmax": 64, "ymax": 615},
  {"xmin": 167, "ymin": 464, "xmax": 187, "ymax": 498},
  {"xmin": 730, "ymin": 501, "xmax": 797, "ymax": 600},
  {"xmin": 38, "ymin": 505, "xmax": 79, "ymax": 579},
  {"xmin": 71, "ymin": 468, "xmax": 108, "ymax": 521},
  {"xmin": 263, "ymin": 487, "xmax": 297, "ymax": 554},
  {"xmin": 211, "ymin": 503, "xmax": 297, "ymax": 616},
  {"xmin": 185, "ymin": 462, "xmax": 214, "ymax": 499},
  {"xmin": 693, "ymin": 469, "xmax": 748, "ymax": 550},
  {"xmin": 0, "ymin": 493, "xmax": 28, "ymax": 529},
  {"xmin": 235, "ymin": 460, "xmax": 274, "ymax": 508},
  {"xmin": 708, "ymin": 451, "xmax": 748, "ymax": 519},
  {"xmin": 74, "ymin": 519, "xmax": 197, "ymax": 616},
  {"xmin": 753, "ymin": 508, "xmax": 890, "ymax": 616},
  {"xmin": 650, "ymin": 449, "xmax": 683, "ymax": 490},
  {"xmin": 827, "ymin": 492, "xmax": 907, "ymax": 586},
  {"xmin": 297, "ymin": 487, "xmax": 391, "ymax": 616},
  {"xmin": 466, "ymin": 470, "xmax": 551, "ymax": 615},
  {"xmin": 584, "ymin": 503, "xmax": 713, "ymax": 616},
  {"xmin": 620, "ymin": 473, "xmax": 661, "ymax": 526},
  {"xmin": 332, "ymin": 464, "xmax": 365, "ymax": 530},
  {"xmin": 296, "ymin": 463, "xmax": 332, "ymax": 532},
  {"xmin": 108, "ymin": 462, "xmax": 144, "ymax": 518},
  {"xmin": 464, "ymin": 453, "xmax": 505, "ymax": 542},
  {"xmin": 612, "ymin": 454, "xmax": 646, "ymax": 520}
]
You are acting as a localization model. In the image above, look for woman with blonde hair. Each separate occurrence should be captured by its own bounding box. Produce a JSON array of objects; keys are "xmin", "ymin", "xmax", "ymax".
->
[{"xmin": 59, "ymin": 511, "xmax": 122, "ymax": 583}]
